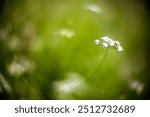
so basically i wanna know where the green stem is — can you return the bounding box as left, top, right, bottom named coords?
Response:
left=87, top=47, right=109, bottom=80
left=77, top=48, right=109, bottom=89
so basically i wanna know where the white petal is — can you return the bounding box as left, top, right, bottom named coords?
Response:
left=115, top=41, right=120, bottom=45
left=101, top=36, right=110, bottom=40
left=94, top=39, right=100, bottom=45
left=109, top=39, right=115, bottom=46
left=117, top=46, right=123, bottom=51
left=101, top=42, right=108, bottom=48
left=101, top=36, right=110, bottom=42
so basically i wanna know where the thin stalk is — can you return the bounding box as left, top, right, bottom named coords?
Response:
left=77, top=48, right=109, bottom=90
left=87, top=47, right=109, bottom=80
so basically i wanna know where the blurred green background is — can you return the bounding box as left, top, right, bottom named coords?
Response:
left=0, top=0, right=150, bottom=99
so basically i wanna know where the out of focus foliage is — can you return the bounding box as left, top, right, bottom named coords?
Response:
left=0, top=0, right=150, bottom=99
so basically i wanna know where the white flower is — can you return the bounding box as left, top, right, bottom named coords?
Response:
left=101, top=36, right=110, bottom=42
left=109, top=39, right=115, bottom=46
left=128, top=80, right=144, bottom=94
left=101, top=42, right=108, bottom=48
left=115, top=41, right=120, bottom=46
left=94, top=36, right=123, bottom=52
left=101, top=36, right=115, bottom=47
left=59, top=29, right=74, bottom=38
left=7, top=57, right=34, bottom=77
left=116, top=46, right=123, bottom=51
left=94, top=39, right=100, bottom=45
left=8, top=62, right=25, bottom=76
left=83, top=4, right=101, bottom=13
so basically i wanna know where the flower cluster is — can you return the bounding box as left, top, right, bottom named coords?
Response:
left=94, top=36, right=123, bottom=51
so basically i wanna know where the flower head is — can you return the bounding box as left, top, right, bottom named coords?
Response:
left=94, top=36, right=123, bottom=52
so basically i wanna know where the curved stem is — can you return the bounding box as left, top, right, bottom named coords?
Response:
left=77, top=48, right=109, bottom=89
left=87, top=47, right=109, bottom=81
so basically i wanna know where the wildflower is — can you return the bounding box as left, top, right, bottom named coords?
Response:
left=115, top=41, right=120, bottom=45
left=101, top=42, right=108, bottom=48
left=128, top=80, right=144, bottom=95
left=83, top=4, right=101, bottom=13
left=101, top=36, right=110, bottom=42
left=116, top=45, right=123, bottom=51
left=59, top=29, right=74, bottom=38
left=94, top=39, right=100, bottom=45
left=94, top=36, right=123, bottom=52
left=7, top=56, right=34, bottom=77
left=8, top=62, right=26, bottom=76
left=109, top=39, right=115, bottom=46
left=90, top=36, right=123, bottom=80
left=53, top=72, right=88, bottom=99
